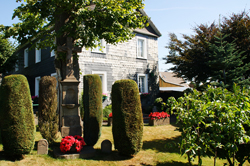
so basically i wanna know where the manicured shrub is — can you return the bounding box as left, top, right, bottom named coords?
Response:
left=112, top=79, right=143, bottom=156
left=79, top=91, right=84, bottom=120
left=0, top=74, right=35, bottom=156
left=83, top=74, right=103, bottom=146
left=38, top=76, right=58, bottom=145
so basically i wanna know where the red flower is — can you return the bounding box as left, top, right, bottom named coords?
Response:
left=149, top=112, right=170, bottom=120
left=109, top=112, right=112, bottom=118
left=60, top=135, right=86, bottom=153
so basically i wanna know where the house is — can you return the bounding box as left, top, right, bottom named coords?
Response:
left=159, top=72, right=190, bottom=100
left=11, top=9, right=161, bottom=109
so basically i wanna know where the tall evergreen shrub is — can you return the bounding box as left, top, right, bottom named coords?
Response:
left=83, top=74, right=102, bottom=146
left=112, top=79, right=143, bottom=156
left=38, top=76, right=58, bottom=145
left=0, top=74, right=35, bottom=156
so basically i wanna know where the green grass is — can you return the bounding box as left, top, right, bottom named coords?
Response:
left=0, top=124, right=249, bottom=166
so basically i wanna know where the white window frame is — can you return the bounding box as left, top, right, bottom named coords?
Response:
left=92, top=39, right=106, bottom=53
left=24, top=48, right=29, bottom=68
left=35, top=76, right=41, bottom=96
left=137, top=37, right=147, bottom=59
left=35, top=41, right=41, bottom=63
left=51, top=39, right=56, bottom=57
left=137, top=73, right=148, bottom=93
left=92, top=71, right=107, bottom=93
left=15, top=59, right=19, bottom=72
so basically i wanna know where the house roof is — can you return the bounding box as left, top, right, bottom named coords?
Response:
left=134, top=9, right=162, bottom=38
left=159, top=72, right=189, bottom=87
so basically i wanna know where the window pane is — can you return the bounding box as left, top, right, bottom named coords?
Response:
left=138, top=39, right=144, bottom=57
left=139, top=76, right=145, bottom=93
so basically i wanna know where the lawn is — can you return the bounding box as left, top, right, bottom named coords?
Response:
left=0, top=124, right=249, bottom=166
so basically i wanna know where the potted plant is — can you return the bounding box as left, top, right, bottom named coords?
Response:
left=108, top=112, right=112, bottom=126
left=148, top=112, right=170, bottom=126
left=102, top=93, right=108, bottom=101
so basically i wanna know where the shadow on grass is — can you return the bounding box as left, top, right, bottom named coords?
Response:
left=142, top=136, right=181, bottom=153
left=155, top=161, right=194, bottom=166
left=84, top=149, right=134, bottom=161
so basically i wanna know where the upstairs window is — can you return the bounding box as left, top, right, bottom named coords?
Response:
left=24, top=48, right=29, bottom=68
left=137, top=37, right=147, bottom=59
left=35, top=41, right=41, bottom=63
left=92, top=39, right=106, bottom=53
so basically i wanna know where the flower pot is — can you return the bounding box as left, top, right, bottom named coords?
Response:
left=108, top=117, right=112, bottom=126
left=149, top=117, right=170, bottom=126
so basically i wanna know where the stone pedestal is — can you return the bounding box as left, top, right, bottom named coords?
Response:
left=60, top=78, right=82, bottom=137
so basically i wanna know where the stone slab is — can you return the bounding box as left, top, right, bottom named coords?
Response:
left=37, top=139, right=48, bottom=155
left=61, top=126, right=82, bottom=138
left=101, top=140, right=112, bottom=154
left=53, top=146, right=96, bottom=159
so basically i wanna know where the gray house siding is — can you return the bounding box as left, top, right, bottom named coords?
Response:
left=12, top=45, right=56, bottom=96
left=78, top=33, right=159, bottom=109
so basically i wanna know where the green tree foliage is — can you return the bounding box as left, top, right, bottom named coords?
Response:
left=83, top=74, right=102, bottom=146
left=167, top=85, right=250, bottom=166
left=112, top=79, right=143, bottom=156
left=38, top=76, right=58, bottom=145
left=0, top=74, right=35, bottom=157
left=206, top=31, right=250, bottom=89
left=1, top=0, right=147, bottom=51
left=0, top=34, right=16, bottom=74
left=165, top=12, right=250, bottom=89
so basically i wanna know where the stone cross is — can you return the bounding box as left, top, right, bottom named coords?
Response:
left=37, top=139, right=48, bottom=155
left=57, top=37, right=83, bottom=137
left=57, top=37, right=82, bottom=80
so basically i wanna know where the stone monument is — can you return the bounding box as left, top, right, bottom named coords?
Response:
left=37, top=139, right=48, bottom=155
left=57, top=37, right=82, bottom=137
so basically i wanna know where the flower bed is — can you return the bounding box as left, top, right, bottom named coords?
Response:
left=60, top=135, right=86, bottom=153
left=149, top=112, right=170, bottom=126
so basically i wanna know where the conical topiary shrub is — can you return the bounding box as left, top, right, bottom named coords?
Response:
left=112, top=79, right=143, bottom=156
left=38, top=76, right=58, bottom=145
left=83, top=74, right=103, bottom=146
left=0, top=74, right=35, bottom=157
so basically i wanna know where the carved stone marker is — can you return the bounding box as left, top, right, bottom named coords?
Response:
left=37, top=139, right=48, bottom=155
left=58, top=37, right=83, bottom=137
left=101, top=140, right=112, bottom=154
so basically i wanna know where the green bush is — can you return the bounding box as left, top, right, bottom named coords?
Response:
left=103, top=105, right=112, bottom=119
left=38, top=76, right=58, bottom=145
left=112, top=79, right=143, bottom=156
left=79, top=91, right=84, bottom=120
left=167, top=85, right=250, bottom=166
left=83, top=74, right=103, bottom=146
left=0, top=74, right=35, bottom=156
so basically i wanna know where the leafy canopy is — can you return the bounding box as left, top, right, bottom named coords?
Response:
left=1, top=0, right=147, bottom=50
left=0, top=34, right=16, bottom=74
left=165, top=12, right=250, bottom=89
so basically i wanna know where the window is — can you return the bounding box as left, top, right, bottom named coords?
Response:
left=137, top=37, right=147, bottom=59
left=51, top=49, right=55, bottom=57
left=51, top=39, right=56, bottom=57
left=92, top=71, right=107, bottom=93
left=137, top=74, right=148, bottom=93
left=35, top=76, right=41, bottom=96
left=35, top=41, right=41, bottom=63
left=92, top=39, right=106, bottom=53
left=24, top=48, right=29, bottom=68
left=15, top=59, right=19, bottom=72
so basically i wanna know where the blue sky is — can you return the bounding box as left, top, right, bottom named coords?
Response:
left=1, top=1, right=250, bottom=71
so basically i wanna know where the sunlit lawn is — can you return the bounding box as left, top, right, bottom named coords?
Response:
left=0, top=123, right=249, bottom=166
